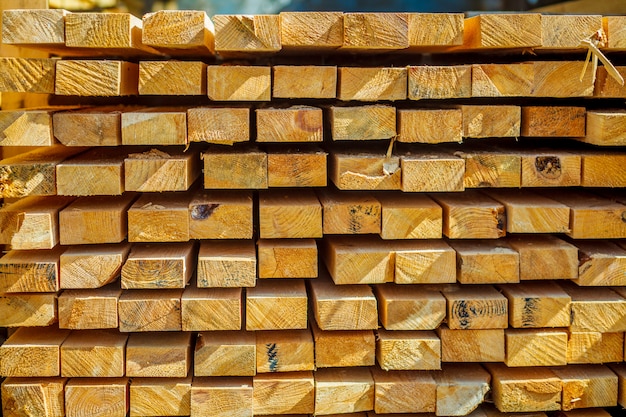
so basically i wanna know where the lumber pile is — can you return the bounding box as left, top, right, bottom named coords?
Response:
left=2, top=7, right=626, bottom=417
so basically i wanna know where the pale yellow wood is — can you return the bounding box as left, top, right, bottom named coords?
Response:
left=0, top=292, right=56, bottom=327
left=121, top=108, right=187, bottom=145
left=563, top=284, right=626, bottom=332
left=456, top=149, right=521, bottom=188
left=256, top=329, right=314, bottom=373
left=142, top=10, right=214, bottom=54
left=2, top=9, right=66, bottom=45
left=125, top=148, right=199, bottom=192
left=400, top=152, right=465, bottom=192
left=505, top=328, right=568, bottom=367
left=581, top=110, right=626, bottom=146
left=0, top=57, right=56, bottom=93
left=258, top=239, right=317, bottom=279
left=55, top=60, right=138, bottom=96
left=189, top=190, right=252, bottom=239
left=575, top=240, right=626, bottom=286
left=374, top=284, right=445, bottom=330
left=118, top=289, right=183, bottom=332
left=213, top=14, right=281, bottom=55
left=438, top=326, right=505, bottom=362
left=207, top=66, right=271, bottom=101
left=256, top=106, right=323, bottom=142
left=520, top=151, right=581, bottom=187
left=604, top=15, right=626, bottom=49
left=280, top=12, right=343, bottom=50
left=610, top=363, right=626, bottom=408
left=408, top=65, right=471, bottom=99
left=59, top=243, right=130, bottom=289
left=463, top=14, right=542, bottom=48
left=434, top=363, right=491, bottom=416
left=202, top=145, right=268, bottom=189
left=258, top=190, right=322, bottom=239
left=191, top=377, right=253, bottom=417
left=0, top=326, right=70, bottom=377
left=130, top=377, right=192, bottom=417
left=60, top=329, right=127, bottom=377
left=372, top=368, right=436, bottom=413
left=498, top=281, right=571, bottom=328
left=408, top=13, right=463, bottom=47
left=462, top=105, right=521, bottom=138
left=187, top=107, right=250, bottom=144
left=553, top=365, right=618, bottom=411
left=65, top=377, right=128, bottom=417
left=540, top=14, right=602, bottom=48
left=56, top=147, right=128, bottom=195
left=121, top=241, right=195, bottom=289
left=181, top=286, right=241, bottom=331
left=532, top=61, right=594, bottom=97
left=267, top=148, right=327, bottom=187
left=432, top=191, right=506, bottom=239
left=443, top=285, right=508, bottom=329
left=0, top=246, right=64, bottom=293
left=376, top=329, right=440, bottom=371
left=253, top=371, right=314, bottom=415
left=471, top=63, right=533, bottom=97
left=312, top=321, right=375, bottom=368
left=126, top=332, right=191, bottom=378
left=397, top=108, right=462, bottom=144
left=127, top=191, right=190, bottom=242
left=318, top=189, right=380, bottom=235
left=0, top=108, right=61, bottom=147
left=194, top=331, right=256, bottom=376
left=52, top=106, right=127, bottom=147
left=315, top=367, right=374, bottom=415
left=378, top=194, right=442, bottom=240
left=139, top=61, right=206, bottom=95
left=521, top=106, right=586, bottom=137
left=342, top=13, right=408, bottom=51
left=197, top=240, right=256, bottom=288
left=57, top=285, right=121, bottom=329
left=581, top=151, right=626, bottom=187
left=508, top=235, right=578, bottom=280
left=1, top=377, right=66, bottom=417
left=568, top=331, right=623, bottom=364
left=273, top=66, right=337, bottom=98
left=449, top=240, right=519, bottom=284
left=338, top=67, right=406, bottom=101
left=329, top=150, right=401, bottom=190
left=393, top=240, right=456, bottom=284
left=330, top=105, right=396, bottom=141
left=323, top=236, right=394, bottom=285
left=246, top=279, right=308, bottom=330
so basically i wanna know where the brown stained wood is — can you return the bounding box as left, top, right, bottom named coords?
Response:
left=329, top=150, right=401, bottom=190
left=431, top=191, right=506, bottom=239
left=256, top=106, right=323, bottom=143
left=253, top=371, right=314, bottom=415
left=59, top=243, right=130, bottom=289
left=505, top=328, right=568, bottom=367
left=0, top=292, right=56, bottom=328
left=374, top=284, right=446, bottom=330
left=273, top=65, right=337, bottom=98
left=443, top=285, right=508, bottom=329
left=376, top=329, right=441, bottom=371
left=540, top=14, right=602, bottom=48
left=202, top=146, right=267, bottom=189
left=130, top=377, right=192, bottom=417
left=342, top=13, right=408, bottom=51
left=2, top=9, right=66, bottom=45
left=581, top=110, right=626, bottom=146
left=532, top=61, right=594, bottom=97
left=189, top=190, right=253, bottom=239
left=463, top=13, right=542, bottom=49
left=207, top=65, right=271, bottom=101
left=121, top=241, right=195, bottom=289
left=434, top=365, right=491, bottom=416
left=213, top=14, right=281, bottom=55
left=323, top=236, right=394, bottom=285
left=126, top=331, right=192, bottom=377
left=258, top=190, right=322, bottom=239
left=455, top=149, right=521, bottom=188
left=462, top=105, right=521, bottom=138
left=521, top=106, right=586, bottom=137
left=568, top=331, right=624, bottom=364
left=55, top=60, right=139, bottom=96
left=338, top=67, right=407, bottom=101
left=330, top=105, right=396, bottom=140
left=0, top=57, right=56, bottom=93
left=118, top=289, right=183, bottom=332
left=64, top=378, right=128, bottom=417
left=197, top=240, right=256, bottom=288
left=520, top=150, right=581, bottom=187
left=471, top=63, right=534, bottom=97
left=0, top=195, right=74, bottom=249
left=125, top=147, right=199, bottom=192
left=53, top=106, right=127, bottom=147
left=258, top=239, right=317, bottom=279
left=393, top=240, right=456, bottom=284
left=256, top=329, right=314, bottom=373
left=267, top=148, right=327, bottom=188
left=581, top=151, right=626, bottom=187
left=397, top=108, right=462, bottom=144
left=309, top=275, right=378, bottom=330
left=314, top=367, right=374, bottom=415
left=57, top=285, right=121, bottom=329
left=553, top=365, right=618, bottom=411
left=246, top=279, right=308, bottom=330
left=139, top=61, right=207, bottom=95
left=408, top=13, right=464, bottom=47
left=121, top=108, right=187, bottom=145
left=60, top=330, right=127, bottom=377
left=449, top=240, right=519, bottom=284
left=0, top=247, right=64, bottom=293
left=191, top=377, right=252, bottom=417
left=59, top=194, right=136, bottom=245
left=127, top=192, right=191, bottom=242
left=0, top=145, right=86, bottom=198
left=372, top=368, right=436, bottom=413
left=562, top=283, right=626, bottom=332
left=312, top=321, right=375, bottom=368
left=187, top=107, right=249, bottom=144
left=142, top=9, right=215, bottom=54
left=280, top=11, right=342, bottom=50
left=485, top=363, right=561, bottom=412
left=0, top=108, right=59, bottom=147
left=407, top=65, right=471, bottom=99
left=378, top=193, right=442, bottom=240
left=594, top=67, right=626, bottom=98
left=181, top=286, right=241, bottom=331
left=318, top=189, right=381, bottom=235
left=575, top=240, right=626, bottom=286
left=195, top=331, right=256, bottom=376
left=0, top=326, right=70, bottom=377
left=498, top=282, right=571, bottom=328
left=507, top=235, right=578, bottom=280
left=1, top=377, right=67, bottom=417
left=56, top=147, right=129, bottom=195
left=400, top=152, right=465, bottom=192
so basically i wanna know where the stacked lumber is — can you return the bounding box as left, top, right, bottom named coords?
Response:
left=2, top=7, right=626, bottom=417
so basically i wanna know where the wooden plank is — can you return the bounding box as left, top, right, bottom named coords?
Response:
left=483, top=189, right=570, bottom=233
left=520, top=150, right=581, bottom=187
left=552, top=365, right=618, bottom=411
left=443, top=285, right=508, bottom=329
left=213, top=14, right=280, bottom=56
left=56, top=147, right=128, bottom=195
left=0, top=292, right=56, bottom=327
left=498, top=281, right=571, bottom=328
left=314, top=367, right=374, bottom=415
left=318, top=189, right=380, bottom=235
left=330, top=105, right=396, bottom=141
left=455, top=149, right=521, bottom=188
left=127, top=191, right=191, bottom=242
left=372, top=368, right=436, bottom=413
left=256, top=329, right=314, bottom=373
left=568, top=331, right=624, bottom=364
left=0, top=326, right=70, bottom=377
left=438, top=325, right=505, bottom=362
left=581, top=150, right=626, bottom=187
left=258, top=190, right=322, bottom=239
left=374, top=284, right=445, bottom=330
left=0, top=108, right=61, bottom=147
left=506, top=235, right=577, bottom=280
left=195, top=331, right=256, bottom=376
left=130, top=377, right=191, bottom=417
left=57, top=285, right=121, bottom=329
left=121, top=108, right=187, bottom=146
left=139, top=61, right=206, bottom=95
left=0, top=145, right=86, bottom=198
left=279, top=12, right=343, bottom=50
left=313, top=325, right=374, bottom=369
left=604, top=15, right=626, bottom=49
left=0, top=195, right=74, bottom=249
left=400, top=152, right=465, bottom=192
left=256, top=106, right=323, bottom=143
left=0, top=247, right=64, bottom=293
left=338, top=67, right=406, bottom=101
left=253, top=371, right=314, bottom=415
left=207, top=65, right=271, bottom=101
left=462, top=13, right=542, bottom=49
left=504, top=328, right=568, bottom=367
left=562, top=283, right=626, bottom=332
left=394, top=240, right=456, bottom=284
left=521, top=106, right=586, bottom=137
left=191, top=377, right=253, bottom=417
left=245, top=279, right=308, bottom=330
left=59, top=243, right=130, bottom=289
left=273, top=65, right=337, bottom=99
left=0, top=57, right=56, bottom=93
left=323, top=236, right=394, bottom=285
left=2, top=9, right=66, bottom=46
left=125, top=147, right=199, bottom=192
left=574, top=240, right=626, bottom=286
left=532, top=61, right=594, bottom=97
left=309, top=275, right=377, bottom=330
left=431, top=191, right=506, bottom=239
left=397, top=108, right=462, bottom=144
left=1, top=377, right=67, bottom=417
left=53, top=106, right=126, bottom=147
left=202, top=145, right=267, bottom=189
left=187, top=106, right=249, bottom=144
left=118, top=289, right=183, bottom=332
left=189, top=190, right=253, bottom=239
left=408, top=13, right=464, bottom=48
left=65, top=378, right=128, bottom=417
left=471, top=63, right=533, bottom=97
left=378, top=193, right=442, bottom=240
left=197, top=240, right=256, bottom=288
left=121, top=241, right=195, bottom=289
left=59, top=194, right=136, bottom=245
left=329, top=150, right=401, bottom=190
left=611, top=363, right=626, bottom=408
left=342, top=13, right=408, bottom=51
left=60, top=329, right=127, bottom=377
left=55, top=60, right=139, bottom=96
left=594, top=66, right=626, bottom=98
left=579, top=110, right=626, bottom=146
left=433, top=363, right=491, bottom=417
left=462, top=105, right=521, bottom=138
left=540, top=14, right=602, bottom=48
left=142, top=9, right=215, bottom=55
left=376, top=329, right=440, bottom=370
left=126, top=331, right=192, bottom=377
left=181, top=286, right=241, bottom=331
left=407, top=65, right=471, bottom=99
left=267, top=148, right=327, bottom=187
left=258, top=239, right=317, bottom=279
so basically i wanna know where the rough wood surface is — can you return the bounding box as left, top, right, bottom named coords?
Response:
left=0, top=246, right=64, bottom=293
left=126, top=331, right=192, bottom=377
left=124, top=147, right=199, bottom=192
left=521, top=106, right=586, bottom=137
left=581, top=150, right=626, bottom=187
left=253, top=371, right=314, bottom=415
left=258, top=239, right=317, bottom=279
left=57, top=285, right=121, bottom=329
left=393, top=240, right=456, bottom=284
left=456, top=149, right=521, bottom=188
left=207, top=65, right=271, bottom=101
left=191, top=376, right=252, bottom=417
left=121, top=108, right=187, bottom=146
left=505, top=328, right=568, bottom=367
left=472, top=63, right=533, bottom=97
left=53, top=106, right=127, bottom=147
left=507, top=235, right=578, bottom=280
left=121, top=241, right=195, bottom=289
left=378, top=193, right=442, bottom=239
left=374, top=284, right=446, bottom=330
left=255, top=329, right=314, bottom=373
left=338, top=67, right=407, bottom=101
left=408, top=13, right=464, bottom=47
left=376, top=329, right=441, bottom=370
left=189, top=190, right=253, bottom=239
left=258, top=190, right=322, bottom=239
left=196, top=240, right=256, bottom=288
left=314, top=367, right=374, bottom=415
left=397, top=108, right=462, bottom=144
left=272, top=65, right=337, bottom=98
left=330, top=105, right=396, bottom=141
left=575, top=240, right=626, bottom=286
left=342, top=13, right=408, bottom=51
left=0, top=292, right=56, bottom=328
left=187, top=106, right=249, bottom=144
left=64, top=377, right=128, bottom=417
left=329, top=150, right=401, bottom=190
left=532, top=61, right=594, bottom=97
left=213, top=14, right=281, bottom=55
left=581, top=110, right=626, bottom=146
left=142, top=9, right=214, bottom=54
left=59, top=243, right=130, bottom=289
left=438, top=326, right=505, bottom=362
left=323, top=236, right=394, bottom=284
left=0, top=108, right=60, bottom=147
left=202, top=146, right=268, bottom=189
left=372, top=368, right=436, bottom=413
left=118, top=289, right=183, bottom=332
left=181, top=286, right=241, bottom=331
left=312, top=322, right=375, bottom=368
left=462, top=105, right=521, bottom=138
left=520, top=150, right=581, bottom=187
left=443, top=285, right=508, bottom=329
left=267, top=148, right=327, bottom=187
left=400, top=152, right=465, bottom=192
left=540, top=14, right=602, bottom=48
left=563, top=284, right=626, bottom=332
left=449, top=240, right=519, bottom=284
left=60, top=329, right=127, bottom=377
left=0, top=326, right=70, bottom=377
left=139, top=61, right=207, bottom=95
left=1, top=377, right=67, bottom=417
left=127, top=191, right=191, bottom=242
left=318, top=189, right=381, bottom=235
left=130, top=377, right=192, bottom=417
left=408, top=65, right=471, bottom=99
left=568, top=331, right=623, bottom=364
left=56, top=147, right=128, bottom=195
left=463, top=13, right=542, bottom=49
left=0, top=57, right=56, bottom=93
left=2, top=9, right=66, bottom=45
left=245, top=279, right=308, bottom=330
left=256, top=106, right=323, bottom=142
left=55, top=60, right=138, bottom=96
left=280, top=12, right=343, bottom=50
left=194, top=331, right=255, bottom=376
left=434, top=363, right=491, bottom=416
left=432, top=191, right=506, bottom=239
left=498, top=281, right=571, bottom=328
left=552, top=365, right=618, bottom=411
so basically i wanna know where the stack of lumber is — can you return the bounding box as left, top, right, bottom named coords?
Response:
left=2, top=8, right=626, bottom=417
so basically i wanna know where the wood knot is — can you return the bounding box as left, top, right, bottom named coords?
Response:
left=535, top=156, right=561, bottom=178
